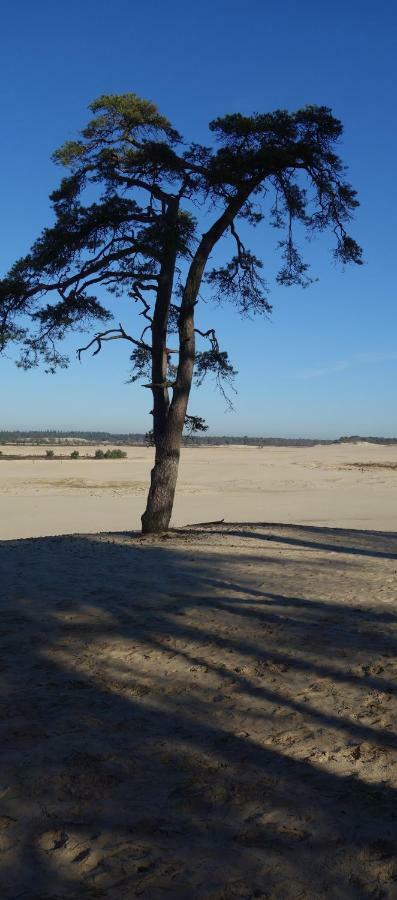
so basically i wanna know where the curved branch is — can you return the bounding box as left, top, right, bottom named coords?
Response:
left=30, top=246, right=139, bottom=298
left=194, top=327, right=219, bottom=352
left=77, top=324, right=151, bottom=360
left=230, top=221, right=246, bottom=262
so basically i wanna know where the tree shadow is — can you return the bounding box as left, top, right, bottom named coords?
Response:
left=1, top=523, right=397, bottom=898
left=182, top=522, right=397, bottom=560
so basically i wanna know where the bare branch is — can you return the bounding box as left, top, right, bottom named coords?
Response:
left=194, top=327, right=219, bottom=352
left=132, top=288, right=153, bottom=321
left=142, top=380, right=175, bottom=388
left=230, top=221, right=246, bottom=262
left=77, top=324, right=151, bottom=361
left=121, top=176, right=175, bottom=204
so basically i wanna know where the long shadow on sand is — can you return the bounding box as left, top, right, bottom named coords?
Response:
left=1, top=523, right=397, bottom=898
left=184, top=522, right=397, bottom=561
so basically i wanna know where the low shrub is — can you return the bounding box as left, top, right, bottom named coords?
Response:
left=70, top=450, right=79, bottom=459
left=94, top=448, right=127, bottom=459
left=104, top=449, right=127, bottom=459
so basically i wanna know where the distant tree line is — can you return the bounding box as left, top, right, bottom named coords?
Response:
left=0, top=430, right=145, bottom=444
left=1, top=431, right=396, bottom=447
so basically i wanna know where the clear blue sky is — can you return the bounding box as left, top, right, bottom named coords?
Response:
left=1, top=0, right=396, bottom=437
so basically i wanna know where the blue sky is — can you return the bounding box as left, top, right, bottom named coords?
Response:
left=1, top=0, right=396, bottom=437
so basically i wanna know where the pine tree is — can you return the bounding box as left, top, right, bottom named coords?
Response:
left=0, top=95, right=362, bottom=531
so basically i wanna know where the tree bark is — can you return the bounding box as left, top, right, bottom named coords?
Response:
left=150, top=200, right=179, bottom=443
left=141, top=436, right=182, bottom=533
left=141, top=199, right=179, bottom=533
left=141, top=185, right=254, bottom=533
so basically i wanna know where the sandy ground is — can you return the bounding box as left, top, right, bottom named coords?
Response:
left=1, top=442, right=397, bottom=539
left=1, top=446, right=397, bottom=897
left=1, top=523, right=397, bottom=897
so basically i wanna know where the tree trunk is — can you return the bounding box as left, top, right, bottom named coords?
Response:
left=141, top=440, right=180, bottom=533
left=141, top=344, right=193, bottom=533
left=141, top=200, right=180, bottom=533
left=141, top=357, right=190, bottom=533
left=141, top=185, right=253, bottom=533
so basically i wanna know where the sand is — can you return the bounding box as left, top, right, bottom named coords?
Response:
left=1, top=442, right=397, bottom=539
left=1, top=446, right=397, bottom=897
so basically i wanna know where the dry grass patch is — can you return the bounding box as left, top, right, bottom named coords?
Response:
left=34, top=479, right=147, bottom=492
left=345, top=462, right=397, bottom=471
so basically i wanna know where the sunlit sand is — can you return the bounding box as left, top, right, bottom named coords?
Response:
left=1, top=442, right=397, bottom=539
